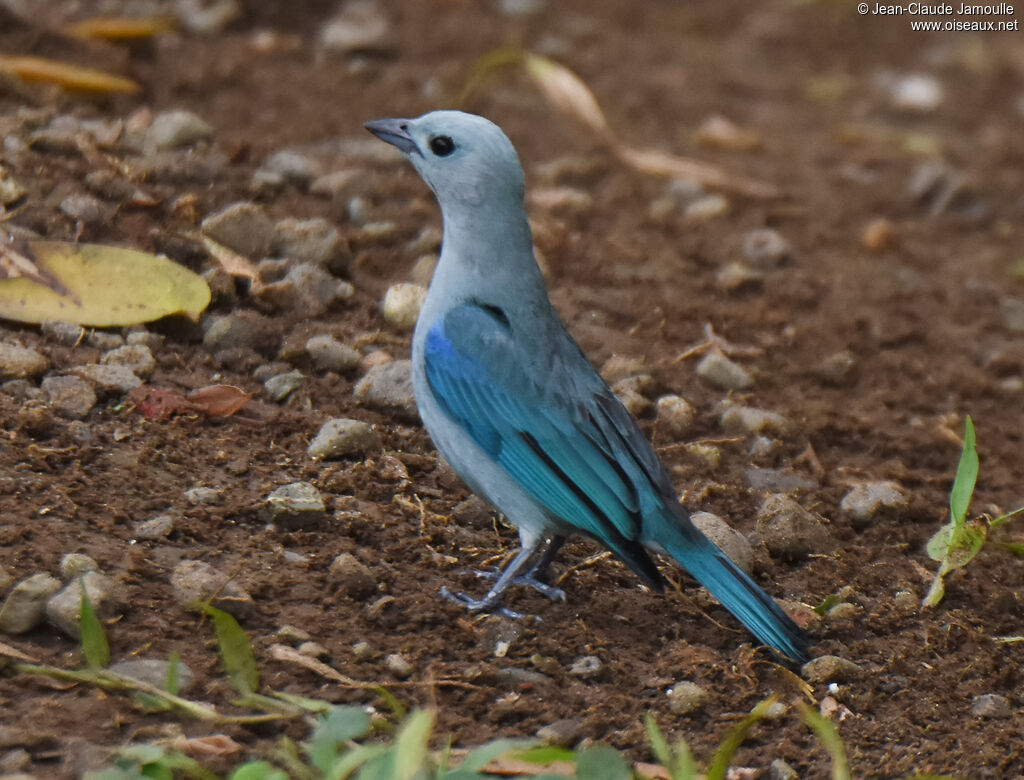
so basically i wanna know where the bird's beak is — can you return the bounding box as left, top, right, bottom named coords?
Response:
left=364, top=118, right=419, bottom=155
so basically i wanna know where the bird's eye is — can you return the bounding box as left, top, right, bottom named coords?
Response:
left=429, top=135, right=455, bottom=157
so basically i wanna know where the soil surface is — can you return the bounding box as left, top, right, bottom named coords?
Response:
left=1, top=1, right=1023, bottom=777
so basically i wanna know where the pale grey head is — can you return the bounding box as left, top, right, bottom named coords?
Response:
left=365, top=110, right=526, bottom=213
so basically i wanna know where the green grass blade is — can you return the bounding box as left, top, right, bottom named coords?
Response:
left=199, top=603, right=259, bottom=696
left=800, top=705, right=851, bottom=780
left=165, top=650, right=180, bottom=695
left=706, top=697, right=776, bottom=780
left=456, top=738, right=536, bottom=773
left=644, top=713, right=671, bottom=768
left=311, top=707, right=374, bottom=773
left=391, top=709, right=434, bottom=780
left=949, top=416, right=978, bottom=526
left=79, top=578, right=110, bottom=669
left=575, top=744, right=632, bottom=780
left=230, top=761, right=289, bottom=780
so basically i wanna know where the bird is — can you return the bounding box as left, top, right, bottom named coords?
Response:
left=365, top=110, right=810, bottom=663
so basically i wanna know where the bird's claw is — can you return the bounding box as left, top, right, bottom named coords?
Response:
left=438, top=586, right=526, bottom=619
left=464, top=568, right=567, bottom=603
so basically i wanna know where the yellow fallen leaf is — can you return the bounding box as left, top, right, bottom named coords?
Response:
left=0, top=241, right=210, bottom=326
left=0, top=55, right=140, bottom=94
left=522, top=53, right=613, bottom=142
left=64, top=16, right=177, bottom=41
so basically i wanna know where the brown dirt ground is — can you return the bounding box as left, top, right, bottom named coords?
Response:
left=2, top=1, right=1023, bottom=777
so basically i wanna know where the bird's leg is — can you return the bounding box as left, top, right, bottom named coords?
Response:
left=439, top=538, right=550, bottom=619
left=470, top=535, right=567, bottom=602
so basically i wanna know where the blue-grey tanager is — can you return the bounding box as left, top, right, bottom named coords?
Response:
left=365, top=111, right=809, bottom=663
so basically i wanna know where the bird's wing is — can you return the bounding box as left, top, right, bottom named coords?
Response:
left=424, top=303, right=665, bottom=586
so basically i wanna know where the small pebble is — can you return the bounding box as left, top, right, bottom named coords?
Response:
left=685, top=194, right=729, bottom=220
left=261, top=482, right=327, bottom=530
left=529, top=186, right=592, bottom=215
left=274, top=625, right=313, bottom=645
left=384, top=652, right=413, bottom=679
left=536, top=719, right=583, bottom=747
left=744, top=467, right=818, bottom=493
left=748, top=436, right=780, bottom=460
left=694, top=115, right=761, bottom=151
left=354, top=360, right=416, bottom=416
left=716, top=261, right=764, bottom=292
left=274, top=217, right=350, bottom=274
left=720, top=405, right=792, bottom=437
left=381, top=283, right=427, bottom=331
left=73, top=364, right=143, bottom=394
left=101, top=344, right=156, bottom=379
left=265, top=370, right=305, bottom=402
left=170, top=560, right=254, bottom=618
left=568, top=655, right=602, bottom=678
left=59, top=194, right=106, bottom=223
left=46, top=571, right=127, bottom=639
left=824, top=602, right=861, bottom=623
left=667, top=681, right=708, bottom=715
left=1001, top=297, right=1024, bottom=333
left=41, top=376, right=96, bottom=419
left=656, top=395, right=695, bottom=438
left=109, top=658, right=195, bottom=693
left=816, top=350, right=858, bottom=386
left=0, top=566, right=12, bottom=595
left=863, top=218, right=897, bottom=251
left=308, top=418, right=382, bottom=460
left=0, top=573, right=61, bottom=634
left=971, top=693, right=1011, bottom=719
left=87, top=331, right=123, bottom=350
left=691, top=512, right=754, bottom=575
left=770, top=758, right=798, bottom=780
left=696, top=352, right=752, bottom=390
left=328, top=553, right=378, bottom=600
left=185, top=486, right=222, bottom=505
left=802, top=655, right=863, bottom=683
left=40, top=321, right=85, bottom=346
left=133, top=513, right=175, bottom=540
left=742, top=228, right=792, bottom=267
left=351, top=640, right=376, bottom=659
left=882, top=72, right=944, bottom=112
left=599, top=354, right=648, bottom=384
left=840, top=481, right=908, bottom=529
left=310, top=169, right=360, bottom=198
left=201, top=201, right=275, bottom=259
left=1, top=380, right=41, bottom=402
left=410, top=254, right=438, bottom=287
left=306, top=335, right=361, bottom=373
left=892, top=588, right=918, bottom=614
left=59, top=553, right=98, bottom=581
left=298, top=641, right=330, bottom=659
left=321, top=0, right=393, bottom=53
left=256, top=263, right=354, bottom=315
left=145, top=110, right=213, bottom=151
left=262, top=151, right=323, bottom=186
left=756, top=494, right=834, bottom=561
left=0, top=343, right=48, bottom=380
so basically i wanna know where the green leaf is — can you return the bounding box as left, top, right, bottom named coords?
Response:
left=644, top=713, right=671, bottom=768
left=456, top=738, right=536, bottom=773
left=941, top=520, right=987, bottom=571
left=324, top=744, right=388, bottom=780
left=800, top=705, right=851, bottom=780
left=949, top=416, right=978, bottom=526
left=391, top=709, right=434, bottom=780
left=165, top=650, right=181, bottom=695
left=706, top=697, right=776, bottom=780
left=199, top=603, right=259, bottom=696
left=230, top=762, right=289, bottom=780
left=372, top=685, right=407, bottom=721
left=575, top=744, right=631, bottom=780
left=79, top=579, right=110, bottom=669
left=925, top=523, right=953, bottom=562
left=0, top=241, right=210, bottom=326
left=515, top=745, right=577, bottom=764
left=812, top=593, right=840, bottom=616
left=311, top=707, right=373, bottom=773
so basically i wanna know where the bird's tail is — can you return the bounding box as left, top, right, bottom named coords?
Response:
left=647, top=510, right=810, bottom=664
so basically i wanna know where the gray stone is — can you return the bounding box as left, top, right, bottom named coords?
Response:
left=59, top=194, right=106, bottom=223
left=744, top=467, right=817, bottom=493
left=109, top=658, right=195, bottom=693
left=770, top=758, right=798, bottom=780
left=599, top=354, right=648, bottom=384
left=298, top=641, right=330, bottom=659
left=328, top=553, right=378, bottom=600
left=45, top=571, right=127, bottom=639
left=274, top=217, right=350, bottom=273
left=146, top=110, right=213, bottom=151
left=256, top=263, right=354, bottom=315
left=261, top=482, right=327, bottom=530
left=384, top=652, right=413, bottom=679
left=971, top=693, right=1011, bottom=718
left=87, top=331, right=123, bottom=350
left=354, top=360, right=415, bottom=415
left=536, top=719, right=583, bottom=747
left=59, top=553, right=98, bottom=581
left=310, top=169, right=361, bottom=198
left=40, top=320, right=85, bottom=346
left=568, top=655, right=602, bottom=678
left=756, top=494, right=834, bottom=561
left=321, top=0, right=392, bottom=53
left=691, top=512, right=754, bottom=575
left=716, top=261, right=764, bottom=292
left=201, top=201, right=275, bottom=259
left=452, top=495, right=496, bottom=530
left=202, top=311, right=272, bottom=353
left=667, top=681, right=708, bottom=714
left=126, top=330, right=165, bottom=351
left=101, top=344, right=156, bottom=379
left=0, top=343, right=47, bottom=379
left=720, top=405, right=792, bottom=437
left=170, top=560, right=254, bottom=618
left=816, top=349, right=858, bottom=386
left=1001, top=297, right=1024, bottom=333
left=696, top=352, right=752, bottom=390
left=381, top=283, right=427, bottom=331
left=308, top=418, right=381, bottom=460
left=185, top=486, right=222, bottom=505
left=72, top=364, right=142, bottom=394
left=265, top=370, right=305, bottom=401
left=802, top=655, right=863, bottom=683
left=263, top=151, right=323, bottom=186
left=306, top=335, right=361, bottom=373
left=41, top=376, right=96, bottom=419
left=840, top=481, right=908, bottom=528
left=0, top=748, right=30, bottom=773
left=0, top=573, right=61, bottom=634
left=685, top=194, right=729, bottom=220
left=742, top=228, right=792, bottom=267
left=0, top=566, right=12, bottom=595
left=1, top=379, right=42, bottom=401
left=274, top=625, right=313, bottom=645
left=133, top=514, right=175, bottom=540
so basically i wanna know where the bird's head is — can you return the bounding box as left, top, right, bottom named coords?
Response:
left=365, top=110, right=526, bottom=212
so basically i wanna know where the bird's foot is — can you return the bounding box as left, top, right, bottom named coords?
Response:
left=437, top=586, right=526, bottom=619
left=467, top=568, right=566, bottom=602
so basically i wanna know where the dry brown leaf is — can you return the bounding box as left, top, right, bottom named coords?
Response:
left=522, top=53, right=613, bottom=142
left=169, top=734, right=243, bottom=757
left=634, top=762, right=672, bottom=779
left=615, top=145, right=781, bottom=199
left=0, top=55, right=140, bottom=93
left=187, top=385, right=253, bottom=417
left=201, top=235, right=261, bottom=290
left=0, top=640, right=38, bottom=662
left=267, top=643, right=360, bottom=685
left=482, top=757, right=575, bottom=777
left=64, top=16, right=177, bottom=41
